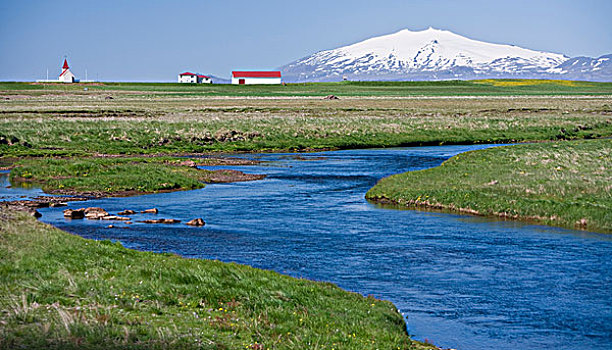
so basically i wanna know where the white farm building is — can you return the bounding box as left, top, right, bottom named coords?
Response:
left=231, top=71, right=281, bottom=85
left=178, top=72, right=212, bottom=84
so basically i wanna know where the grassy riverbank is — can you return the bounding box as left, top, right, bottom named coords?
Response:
left=367, top=139, right=612, bottom=232
left=4, top=84, right=609, bottom=201
left=8, top=157, right=263, bottom=197
left=0, top=211, right=431, bottom=349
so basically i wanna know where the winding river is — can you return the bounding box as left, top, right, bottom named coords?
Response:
left=4, top=145, right=611, bottom=349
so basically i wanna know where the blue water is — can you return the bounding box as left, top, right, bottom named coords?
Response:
left=10, top=145, right=611, bottom=349
left=0, top=169, right=49, bottom=201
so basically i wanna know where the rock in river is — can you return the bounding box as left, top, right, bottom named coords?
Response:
left=118, top=209, right=136, bottom=215
left=84, top=207, right=109, bottom=220
left=141, top=208, right=159, bottom=214
left=49, top=202, right=67, bottom=207
left=101, top=215, right=131, bottom=221
left=63, top=208, right=85, bottom=219
left=186, top=218, right=205, bottom=226
left=139, top=218, right=180, bottom=224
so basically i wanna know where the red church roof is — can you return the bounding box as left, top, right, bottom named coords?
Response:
left=197, top=74, right=209, bottom=78
left=62, top=59, right=69, bottom=69
left=232, top=71, right=281, bottom=78
left=179, top=72, right=196, bottom=76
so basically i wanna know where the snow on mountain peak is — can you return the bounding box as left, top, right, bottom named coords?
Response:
left=280, top=27, right=589, bottom=82
left=321, top=27, right=567, bottom=69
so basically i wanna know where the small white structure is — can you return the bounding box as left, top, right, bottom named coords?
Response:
left=58, top=59, right=76, bottom=83
left=178, top=72, right=212, bottom=84
left=231, top=71, right=281, bottom=85
left=37, top=58, right=94, bottom=83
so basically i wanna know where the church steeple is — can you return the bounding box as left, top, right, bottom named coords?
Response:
left=58, top=58, right=76, bottom=82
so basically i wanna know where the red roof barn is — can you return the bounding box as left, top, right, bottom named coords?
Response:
left=231, top=71, right=281, bottom=85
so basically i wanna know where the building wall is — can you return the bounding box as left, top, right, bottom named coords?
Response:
left=178, top=75, right=197, bottom=83
left=198, top=77, right=212, bottom=84
left=59, top=70, right=76, bottom=83
left=231, top=77, right=281, bottom=85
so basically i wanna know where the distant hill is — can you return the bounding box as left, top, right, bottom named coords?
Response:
left=279, top=28, right=611, bottom=82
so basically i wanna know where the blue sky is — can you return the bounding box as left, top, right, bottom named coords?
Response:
left=1, top=0, right=610, bottom=81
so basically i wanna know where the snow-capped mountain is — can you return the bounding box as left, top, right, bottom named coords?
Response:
left=553, top=54, right=612, bottom=82
left=280, top=28, right=610, bottom=82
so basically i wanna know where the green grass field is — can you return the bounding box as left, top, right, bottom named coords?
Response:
left=2, top=84, right=611, bottom=157
left=366, top=139, right=612, bottom=233
left=2, top=80, right=611, bottom=227
left=1, top=80, right=612, bottom=97
left=0, top=211, right=432, bottom=349
left=1, top=80, right=611, bottom=348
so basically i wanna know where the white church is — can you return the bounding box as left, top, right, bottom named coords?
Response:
left=37, top=58, right=80, bottom=83
left=58, top=59, right=76, bottom=82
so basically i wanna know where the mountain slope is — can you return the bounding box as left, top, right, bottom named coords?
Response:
left=553, top=54, right=612, bottom=82
left=280, top=28, right=610, bottom=82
